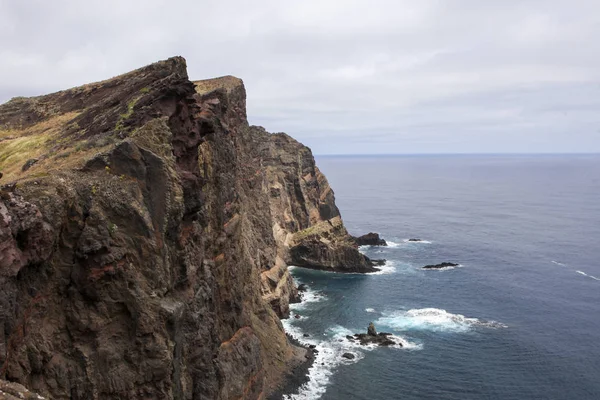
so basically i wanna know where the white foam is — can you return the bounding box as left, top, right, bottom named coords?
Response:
left=365, top=308, right=376, bottom=313
left=368, top=260, right=397, bottom=275
left=291, top=285, right=326, bottom=311
left=386, top=241, right=401, bottom=248
left=376, top=308, right=507, bottom=333
left=551, top=260, right=567, bottom=267
left=576, top=270, right=600, bottom=281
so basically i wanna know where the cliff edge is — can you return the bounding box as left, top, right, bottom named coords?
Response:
left=0, top=57, right=372, bottom=399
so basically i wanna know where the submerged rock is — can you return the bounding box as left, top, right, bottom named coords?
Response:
left=342, top=353, right=355, bottom=360
left=354, top=232, right=387, bottom=246
left=422, top=262, right=460, bottom=269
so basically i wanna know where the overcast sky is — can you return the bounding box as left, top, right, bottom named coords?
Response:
left=1, top=0, right=599, bottom=154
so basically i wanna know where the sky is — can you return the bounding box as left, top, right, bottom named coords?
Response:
left=1, top=0, right=599, bottom=154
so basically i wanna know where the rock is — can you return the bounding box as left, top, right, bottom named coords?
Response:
left=297, top=283, right=308, bottom=292
left=289, top=220, right=379, bottom=273
left=303, top=333, right=310, bottom=337
left=368, top=322, right=377, bottom=336
left=354, top=232, right=387, bottom=246
left=21, top=158, right=39, bottom=172
left=342, top=353, right=355, bottom=360
left=295, top=314, right=301, bottom=319
left=422, top=262, right=460, bottom=269
left=350, top=324, right=401, bottom=347
left=0, top=57, right=343, bottom=400
left=369, top=258, right=386, bottom=266
left=0, top=379, right=46, bottom=399
left=309, top=345, right=316, bottom=349
left=408, top=238, right=422, bottom=242
left=346, top=335, right=355, bottom=341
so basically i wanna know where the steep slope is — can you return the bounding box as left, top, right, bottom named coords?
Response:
left=0, top=57, right=372, bottom=399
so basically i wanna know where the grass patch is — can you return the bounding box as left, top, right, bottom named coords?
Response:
left=115, top=97, right=140, bottom=131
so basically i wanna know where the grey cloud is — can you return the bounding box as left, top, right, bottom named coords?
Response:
left=1, top=0, right=599, bottom=153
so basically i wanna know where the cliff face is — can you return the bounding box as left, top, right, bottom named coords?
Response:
left=0, top=57, right=370, bottom=399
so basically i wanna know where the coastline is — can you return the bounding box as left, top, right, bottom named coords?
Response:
left=267, top=334, right=316, bottom=400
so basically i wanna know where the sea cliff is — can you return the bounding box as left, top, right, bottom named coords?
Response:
left=0, top=57, right=372, bottom=399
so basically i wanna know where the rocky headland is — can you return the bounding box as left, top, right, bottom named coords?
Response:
left=0, top=57, right=380, bottom=399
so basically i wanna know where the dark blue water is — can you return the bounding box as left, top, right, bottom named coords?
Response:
left=283, top=155, right=600, bottom=400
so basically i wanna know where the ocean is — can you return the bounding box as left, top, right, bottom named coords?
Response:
left=282, top=154, right=600, bottom=400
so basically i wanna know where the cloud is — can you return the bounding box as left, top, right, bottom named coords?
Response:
left=1, top=0, right=598, bottom=153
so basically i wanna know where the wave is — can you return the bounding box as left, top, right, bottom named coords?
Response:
left=282, top=322, right=419, bottom=400
left=551, top=260, right=567, bottom=267
left=576, top=270, right=600, bottom=281
left=376, top=308, right=507, bottom=333
left=368, top=260, right=397, bottom=275
left=365, top=308, right=377, bottom=313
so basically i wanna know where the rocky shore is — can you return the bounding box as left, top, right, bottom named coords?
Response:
left=0, top=57, right=387, bottom=399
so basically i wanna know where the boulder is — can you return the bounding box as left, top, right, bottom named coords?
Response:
left=354, top=232, right=387, bottom=246
left=342, top=353, right=355, bottom=360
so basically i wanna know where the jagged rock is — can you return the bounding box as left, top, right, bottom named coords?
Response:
left=351, top=324, right=400, bottom=347
left=289, top=218, right=379, bottom=273
left=369, top=258, right=386, bottom=266
left=0, top=379, right=46, bottom=399
left=422, top=262, right=459, bottom=269
left=342, top=353, right=355, bottom=360
left=368, top=322, right=377, bottom=336
left=354, top=232, right=387, bottom=246
left=297, top=283, right=308, bottom=292
left=0, top=57, right=328, bottom=400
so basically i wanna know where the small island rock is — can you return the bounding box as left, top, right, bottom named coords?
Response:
left=354, top=232, right=387, bottom=246
left=422, top=262, right=459, bottom=270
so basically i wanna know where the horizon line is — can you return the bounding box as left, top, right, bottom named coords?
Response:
left=314, top=152, right=600, bottom=157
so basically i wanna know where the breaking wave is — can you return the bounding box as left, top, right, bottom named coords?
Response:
left=576, top=270, right=600, bottom=281
left=376, top=308, right=507, bottom=333
left=368, top=260, right=397, bottom=275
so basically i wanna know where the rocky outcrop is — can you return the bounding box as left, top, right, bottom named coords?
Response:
left=347, top=324, right=399, bottom=347
left=353, top=232, right=387, bottom=246
left=0, top=379, right=46, bottom=399
left=0, top=57, right=335, bottom=399
left=422, top=262, right=459, bottom=269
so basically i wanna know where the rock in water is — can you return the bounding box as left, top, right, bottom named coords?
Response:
left=342, top=353, right=355, bottom=360
left=368, top=322, right=378, bottom=336
left=354, top=232, right=388, bottom=246
left=422, top=262, right=460, bottom=269
left=351, top=324, right=400, bottom=347
left=408, top=238, right=422, bottom=242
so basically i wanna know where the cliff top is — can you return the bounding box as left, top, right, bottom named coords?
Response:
left=0, top=57, right=246, bottom=183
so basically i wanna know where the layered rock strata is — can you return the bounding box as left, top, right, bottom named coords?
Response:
left=0, top=57, right=372, bottom=399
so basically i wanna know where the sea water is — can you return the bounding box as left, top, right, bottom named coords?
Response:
left=283, top=154, right=600, bottom=400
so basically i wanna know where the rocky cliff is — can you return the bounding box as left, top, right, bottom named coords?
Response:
left=0, top=57, right=372, bottom=399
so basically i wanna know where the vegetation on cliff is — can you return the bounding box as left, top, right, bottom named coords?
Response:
left=0, top=57, right=374, bottom=399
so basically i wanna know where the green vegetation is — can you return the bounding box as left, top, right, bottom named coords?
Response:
left=115, top=97, right=140, bottom=131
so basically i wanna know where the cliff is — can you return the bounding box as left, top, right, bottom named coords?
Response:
left=0, top=57, right=372, bottom=399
